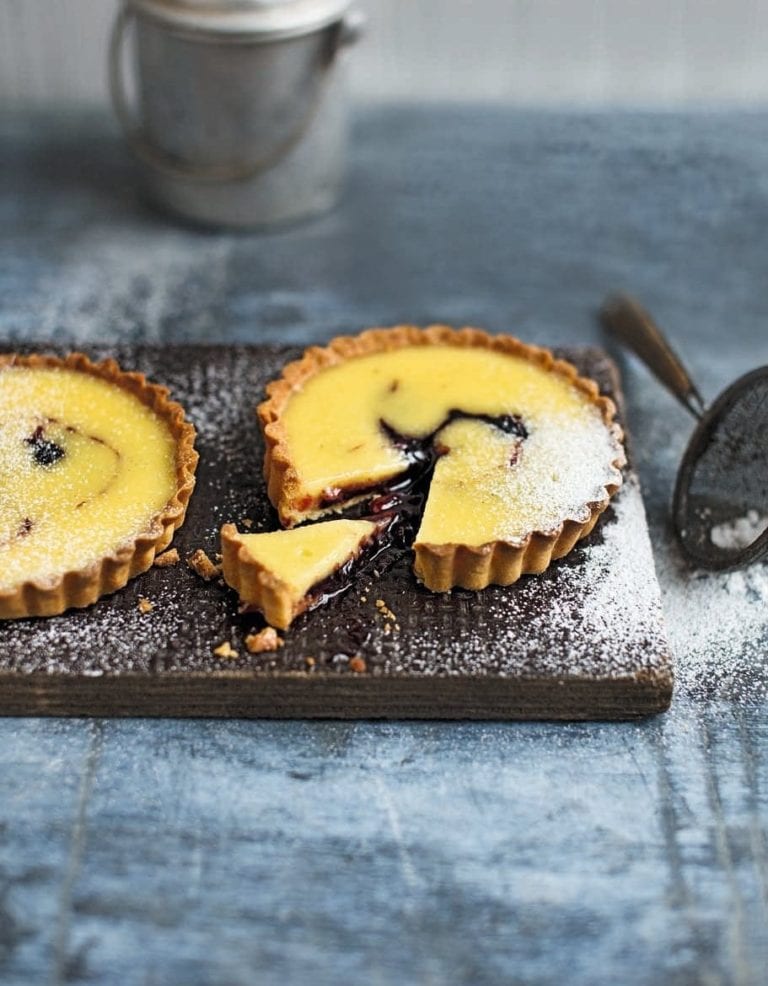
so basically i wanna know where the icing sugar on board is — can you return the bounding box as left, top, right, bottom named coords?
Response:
left=0, top=344, right=672, bottom=719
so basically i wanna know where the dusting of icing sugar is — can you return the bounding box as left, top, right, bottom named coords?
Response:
left=653, top=539, right=768, bottom=702
left=156, top=352, right=260, bottom=449
left=710, top=509, right=767, bottom=550
left=17, top=231, right=231, bottom=345
left=373, top=473, right=668, bottom=679
left=618, top=382, right=768, bottom=705
left=7, top=582, right=190, bottom=675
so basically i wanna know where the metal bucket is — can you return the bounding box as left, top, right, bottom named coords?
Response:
left=109, top=0, right=363, bottom=228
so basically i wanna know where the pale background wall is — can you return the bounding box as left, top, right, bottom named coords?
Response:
left=2, top=0, right=768, bottom=108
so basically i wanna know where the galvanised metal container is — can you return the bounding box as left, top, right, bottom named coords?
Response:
left=109, top=0, right=363, bottom=228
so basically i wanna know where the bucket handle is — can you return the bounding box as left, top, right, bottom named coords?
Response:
left=108, top=5, right=363, bottom=183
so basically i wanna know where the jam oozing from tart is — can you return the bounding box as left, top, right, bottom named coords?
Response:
left=224, top=411, right=531, bottom=626
left=318, top=410, right=528, bottom=512
left=261, top=332, right=625, bottom=593
left=275, top=345, right=620, bottom=541
left=221, top=517, right=394, bottom=630
left=0, top=366, right=178, bottom=591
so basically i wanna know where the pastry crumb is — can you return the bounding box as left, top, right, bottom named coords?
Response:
left=375, top=598, right=397, bottom=621
left=349, top=656, right=367, bottom=673
left=187, top=548, right=221, bottom=581
left=213, top=641, right=238, bottom=659
left=242, top=518, right=253, bottom=529
left=137, top=596, right=154, bottom=614
left=153, top=548, right=180, bottom=568
left=245, top=627, right=284, bottom=654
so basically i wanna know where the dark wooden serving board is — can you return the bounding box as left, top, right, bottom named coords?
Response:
left=0, top=344, right=672, bottom=719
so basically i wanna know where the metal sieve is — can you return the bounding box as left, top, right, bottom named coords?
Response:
left=600, top=294, right=768, bottom=570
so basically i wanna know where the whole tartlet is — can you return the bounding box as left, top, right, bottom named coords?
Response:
left=0, top=352, right=198, bottom=619
left=255, top=325, right=626, bottom=593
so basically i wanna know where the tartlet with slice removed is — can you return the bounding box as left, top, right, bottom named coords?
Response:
left=221, top=518, right=386, bottom=630
left=0, top=352, right=198, bottom=619
left=256, top=326, right=626, bottom=593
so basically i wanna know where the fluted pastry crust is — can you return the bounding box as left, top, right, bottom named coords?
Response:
left=0, top=352, right=198, bottom=619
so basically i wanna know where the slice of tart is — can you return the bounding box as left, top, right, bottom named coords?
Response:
left=412, top=416, right=607, bottom=590
left=0, top=352, right=198, bottom=619
left=258, top=325, right=625, bottom=592
left=221, top=518, right=382, bottom=630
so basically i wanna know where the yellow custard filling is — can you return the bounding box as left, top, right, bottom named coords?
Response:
left=221, top=519, right=377, bottom=628
left=417, top=416, right=600, bottom=546
left=0, top=366, right=177, bottom=589
left=281, top=345, right=619, bottom=543
left=232, top=519, right=375, bottom=601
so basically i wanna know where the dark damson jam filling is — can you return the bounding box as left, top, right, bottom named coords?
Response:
left=318, top=410, right=527, bottom=511
left=25, top=425, right=65, bottom=467
left=283, top=411, right=529, bottom=621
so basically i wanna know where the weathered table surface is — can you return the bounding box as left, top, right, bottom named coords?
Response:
left=1, top=106, right=767, bottom=985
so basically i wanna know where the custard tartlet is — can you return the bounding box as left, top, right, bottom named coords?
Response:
left=0, top=352, right=198, bottom=618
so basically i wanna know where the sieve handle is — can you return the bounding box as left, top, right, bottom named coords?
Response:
left=599, top=294, right=706, bottom=419
left=108, top=4, right=361, bottom=184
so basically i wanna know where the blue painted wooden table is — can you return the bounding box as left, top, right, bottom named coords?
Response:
left=1, top=107, right=767, bottom=985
